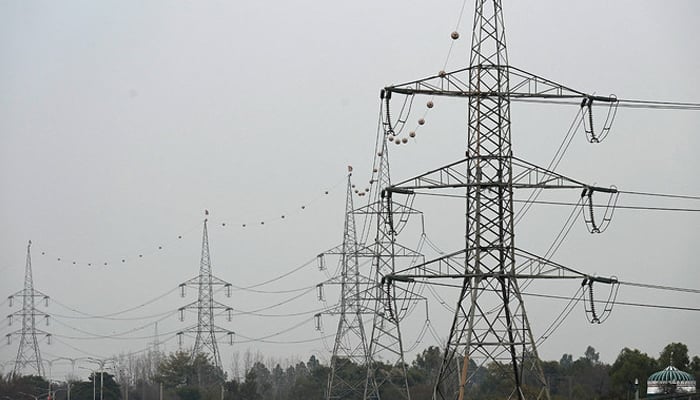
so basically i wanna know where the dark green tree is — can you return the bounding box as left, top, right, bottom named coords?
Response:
left=609, top=347, right=657, bottom=399
left=156, top=351, right=223, bottom=389
left=248, top=362, right=272, bottom=399
left=69, top=372, right=121, bottom=400
left=658, top=342, right=690, bottom=370
left=239, top=369, right=260, bottom=400
left=690, top=356, right=700, bottom=381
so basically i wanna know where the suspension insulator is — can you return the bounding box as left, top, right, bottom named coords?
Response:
left=418, top=118, right=425, bottom=125
left=388, top=135, right=395, bottom=142
left=451, top=31, right=460, bottom=40
left=409, top=131, right=416, bottom=138
left=401, top=137, right=408, bottom=144
left=427, top=100, right=434, bottom=108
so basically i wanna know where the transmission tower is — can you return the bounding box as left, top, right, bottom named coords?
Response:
left=360, top=126, right=425, bottom=400
left=6, top=240, right=51, bottom=377
left=379, top=1, right=622, bottom=399
left=178, top=211, right=234, bottom=373
left=315, top=167, right=374, bottom=400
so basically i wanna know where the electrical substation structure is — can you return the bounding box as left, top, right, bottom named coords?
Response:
left=7, top=241, right=51, bottom=377
left=178, top=212, right=234, bottom=373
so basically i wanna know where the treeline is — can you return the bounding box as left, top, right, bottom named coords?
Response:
left=2, top=342, right=698, bottom=400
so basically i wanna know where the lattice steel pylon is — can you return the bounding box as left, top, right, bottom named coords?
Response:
left=178, top=211, right=234, bottom=374
left=6, top=240, right=51, bottom=377
left=379, top=1, right=620, bottom=399
left=361, top=119, right=424, bottom=400
left=316, top=167, right=373, bottom=400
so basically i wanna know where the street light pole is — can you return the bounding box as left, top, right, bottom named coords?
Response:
left=99, top=370, right=104, bottom=400
left=78, top=367, right=96, bottom=400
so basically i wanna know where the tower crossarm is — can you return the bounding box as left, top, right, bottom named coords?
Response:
left=388, top=156, right=615, bottom=193
left=316, top=302, right=376, bottom=316
left=180, top=274, right=232, bottom=287
left=385, top=65, right=617, bottom=103
left=178, top=300, right=233, bottom=311
left=321, top=273, right=374, bottom=287
left=319, top=243, right=375, bottom=258
left=352, top=199, right=422, bottom=217
left=383, top=247, right=617, bottom=286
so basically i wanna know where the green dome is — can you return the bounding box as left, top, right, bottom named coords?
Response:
left=648, top=366, right=695, bottom=383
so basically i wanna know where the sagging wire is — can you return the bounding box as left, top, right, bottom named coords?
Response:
left=389, top=94, right=417, bottom=138
left=422, top=233, right=446, bottom=256
left=49, top=286, right=179, bottom=320
left=405, top=318, right=432, bottom=353
left=235, top=256, right=317, bottom=290
left=580, top=95, right=619, bottom=143
left=427, top=284, right=455, bottom=313
left=514, top=198, right=583, bottom=295
left=235, top=317, right=335, bottom=345
left=234, top=286, right=317, bottom=315
left=48, top=309, right=179, bottom=340
left=581, top=186, right=619, bottom=233
left=535, top=286, right=585, bottom=347
left=514, top=107, right=584, bottom=225
left=581, top=276, right=620, bottom=324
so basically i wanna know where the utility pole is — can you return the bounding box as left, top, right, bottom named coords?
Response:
left=7, top=240, right=51, bottom=377
left=381, top=1, right=621, bottom=399
left=178, top=211, right=234, bottom=375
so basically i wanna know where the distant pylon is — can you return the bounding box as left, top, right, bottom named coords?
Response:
left=6, top=240, right=51, bottom=377
left=178, top=211, right=234, bottom=373
left=316, top=167, right=373, bottom=400
left=362, top=127, right=424, bottom=400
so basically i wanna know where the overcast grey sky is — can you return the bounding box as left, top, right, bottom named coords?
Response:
left=1, top=0, right=698, bottom=380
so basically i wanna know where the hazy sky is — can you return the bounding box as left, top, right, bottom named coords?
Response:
left=1, top=0, right=698, bottom=381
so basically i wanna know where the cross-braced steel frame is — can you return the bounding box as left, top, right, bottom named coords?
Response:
left=379, top=1, right=619, bottom=399
left=318, top=170, right=373, bottom=400
left=7, top=241, right=50, bottom=378
left=178, top=214, right=234, bottom=374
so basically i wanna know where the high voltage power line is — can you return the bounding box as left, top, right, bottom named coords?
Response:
left=368, top=0, right=699, bottom=398
left=2, top=3, right=698, bottom=396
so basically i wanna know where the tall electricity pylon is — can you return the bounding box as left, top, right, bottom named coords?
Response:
left=316, top=167, right=373, bottom=400
left=6, top=241, right=50, bottom=377
left=360, top=127, right=424, bottom=400
left=178, top=212, right=234, bottom=373
left=381, top=1, right=620, bottom=399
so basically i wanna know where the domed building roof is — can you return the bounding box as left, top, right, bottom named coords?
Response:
left=649, top=366, right=695, bottom=382
left=647, top=365, right=696, bottom=396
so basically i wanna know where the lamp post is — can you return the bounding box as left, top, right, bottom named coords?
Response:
left=77, top=367, right=96, bottom=400
left=83, top=358, right=109, bottom=400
